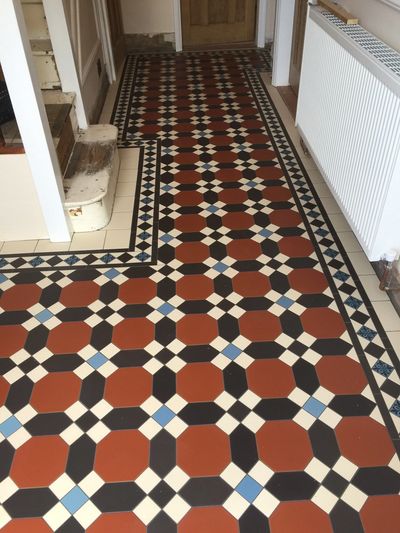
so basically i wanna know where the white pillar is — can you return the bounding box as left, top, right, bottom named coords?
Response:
left=0, top=0, right=72, bottom=242
left=257, top=0, right=267, bottom=48
left=173, top=0, right=183, bottom=52
left=43, top=0, right=89, bottom=129
left=272, top=0, right=296, bottom=86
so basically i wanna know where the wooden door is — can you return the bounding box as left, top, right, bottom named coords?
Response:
left=289, top=0, right=308, bottom=95
left=106, top=0, right=125, bottom=73
left=181, top=0, right=257, bottom=49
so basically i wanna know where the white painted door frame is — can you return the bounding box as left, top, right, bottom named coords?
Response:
left=173, top=0, right=267, bottom=52
left=272, top=0, right=296, bottom=86
left=0, top=0, right=72, bottom=242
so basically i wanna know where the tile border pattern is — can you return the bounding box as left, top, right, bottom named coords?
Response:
left=246, top=69, right=400, bottom=440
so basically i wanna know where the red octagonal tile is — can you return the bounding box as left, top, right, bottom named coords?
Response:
left=247, top=359, right=296, bottom=398
left=223, top=212, right=254, bottom=230
left=11, top=436, right=68, bottom=488
left=2, top=519, right=52, bottom=532
left=177, top=362, right=224, bottom=402
left=104, top=367, right=152, bottom=407
left=177, top=426, right=230, bottom=477
left=59, top=281, right=100, bottom=308
left=269, top=209, right=302, bottom=228
left=176, top=242, right=210, bottom=264
left=278, top=236, right=314, bottom=258
left=0, top=284, right=42, bottom=311
left=176, top=314, right=218, bottom=345
left=175, top=214, right=207, bottom=233
left=227, top=239, right=262, bottom=261
left=270, top=501, right=333, bottom=533
left=112, top=318, right=154, bottom=350
left=316, top=356, right=368, bottom=394
left=288, top=268, right=329, bottom=294
left=94, top=430, right=149, bottom=482
left=0, top=376, right=10, bottom=406
left=176, top=275, right=214, bottom=301
left=361, top=495, right=400, bottom=533
left=301, top=308, right=346, bottom=339
left=30, top=372, right=81, bottom=413
left=0, top=325, right=28, bottom=358
left=257, top=421, right=313, bottom=471
left=239, top=310, right=281, bottom=342
left=232, top=272, right=271, bottom=297
left=47, top=322, right=92, bottom=355
left=335, top=417, right=395, bottom=467
left=179, top=508, right=239, bottom=533
left=88, top=513, right=145, bottom=532
left=119, top=278, right=157, bottom=304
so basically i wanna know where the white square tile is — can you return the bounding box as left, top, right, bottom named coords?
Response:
left=113, top=195, right=135, bottom=213
left=359, top=275, right=389, bottom=302
left=347, top=252, right=375, bottom=276
left=116, top=181, right=135, bottom=197
left=373, top=301, right=400, bottom=332
left=104, top=212, right=132, bottom=231
left=69, top=231, right=106, bottom=251
left=104, top=229, right=131, bottom=249
left=35, top=240, right=71, bottom=253
left=337, top=231, right=362, bottom=253
left=1, top=240, right=38, bottom=254
left=118, top=169, right=138, bottom=183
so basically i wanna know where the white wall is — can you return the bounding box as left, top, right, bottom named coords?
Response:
left=63, top=0, right=106, bottom=121
left=340, top=0, right=400, bottom=51
left=121, top=0, right=175, bottom=34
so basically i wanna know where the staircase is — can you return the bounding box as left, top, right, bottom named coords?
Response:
left=21, top=0, right=119, bottom=233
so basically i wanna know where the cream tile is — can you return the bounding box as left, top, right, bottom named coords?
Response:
left=321, top=197, right=342, bottom=215
left=313, top=182, right=332, bottom=199
left=104, top=229, right=131, bottom=249
left=337, top=231, right=362, bottom=253
left=116, top=181, right=135, bottom=197
left=104, top=212, right=132, bottom=231
left=69, top=231, right=106, bottom=251
left=118, top=169, right=138, bottom=183
left=387, top=331, right=400, bottom=355
left=306, top=168, right=325, bottom=185
left=1, top=240, right=38, bottom=254
left=373, top=301, right=400, bottom=332
left=359, top=275, right=389, bottom=302
left=328, top=213, right=352, bottom=233
left=0, top=242, right=3, bottom=252
left=347, top=252, right=375, bottom=276
left=35, top=240, right=71, bottom=253
left=113, top=195, right=135, bottom=213
left=119, top=149, right=141, bottom=170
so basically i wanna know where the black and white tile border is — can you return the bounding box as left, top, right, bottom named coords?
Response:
left=246, top=70, right=400, bottom=441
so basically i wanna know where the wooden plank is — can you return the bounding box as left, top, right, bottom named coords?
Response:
left=318, top=0, right=358, bottom=25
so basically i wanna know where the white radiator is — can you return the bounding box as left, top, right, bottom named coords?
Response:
left=296, top=8, right=400, bottom=261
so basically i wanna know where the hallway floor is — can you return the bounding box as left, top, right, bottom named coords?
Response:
left=0, top=50, right=399, bottom=532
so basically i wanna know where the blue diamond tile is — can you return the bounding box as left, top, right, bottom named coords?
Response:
left=344, top=296, right=363, bottom=309
left=88, top=352, right=108, bottom=369
left=389, top=399, right=400, bottom=418
left=247, top=180, right=257, bottom=188
left=316, top=228, right=329, bottom=237
left=61, top=487, right=89, bottom=514
left=207, top=205, right=219, bottom=213
left=138, top=231, right=151, bottom=240
left=65, top=255, right=79, bottom=266
left=372, top=360, right=394, bottom=378
left=334, top=271, right=350, bottom=282
left=259, top=229, right=272, bottom=238
left=277, top=296, right=294, bottom=309
left=30, top=257, right=45, bottom=267
left=324, top=249, right=338, bottom=258
left=0, top=416, right=22, bottom=438
left=358, top=326, right=377, bottom=341
left=101, top=254, right=115, bottom=264
left=160, top=234, right=174, bottom=244
left=0, top=258, right=8, bottom=268
left=303, top=397, right=326, bottom=418
left=35, top=310, right=53, bottom=323
left=222, top=344, right=242, bottom=360
left=153, top=406, right=175, bottom=426
left=0, top=273, right=7, bottom=283
left=105, top=268, right=119, bottom=280
left=214, top=262, right=229, bottom=273
left=162, top=184, right=173, bottom=192
left=236, top=475, right=263, bottom=503
left=137, top=252, right=151, bottom=262
left=158, top=303, right=175, bottom=316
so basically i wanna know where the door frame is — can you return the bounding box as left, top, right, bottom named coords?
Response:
left=93, top=0, right=116, bottom=83
left=173, top=0, right=268, bottom=52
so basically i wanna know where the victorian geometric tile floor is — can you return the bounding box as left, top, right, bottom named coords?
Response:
left=0, top=49, right=399, bottom=532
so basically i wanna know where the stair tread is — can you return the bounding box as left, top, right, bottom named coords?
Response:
left=30, top=39, right=53, bottom=55
left=46, top=104, right=72, bottom=140
left=64, top=126, right=118, bottom=207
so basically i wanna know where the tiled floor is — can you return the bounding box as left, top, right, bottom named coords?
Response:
left=0, top=148, right=141, bottom=255
left=0, top=50, right=399, bottom=532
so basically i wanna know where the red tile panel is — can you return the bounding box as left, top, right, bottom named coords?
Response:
left=30, top=372, right=81, bottom=413
left=316, top=356, right=368, bottom=394
left=47, top=322, right=91, bottom=354
left=0, top=284, right=42, bottom=311
left=119, top=279, right=157, bottom=304
left=301, top=308, right=346, bottom=339
left=112, top=318, right=154, bottom=350
left=239, top=311, right=281, bottom=342
left=177, top=362, right=224, bottom=402
left=176, top=314, right=218, bottom=345
left=361, top=495, right=400, bottom=533
left=59, top=281, right=100, bottom=308
left=179, top=508, right=239, bottom=533
left=0, top=325, right=28, bottom=357
left=247, top=360, right=296, bottom=398
left=104, top=367, right=152, bottom=407
left=270, top=501, right=333, bottom=533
